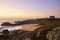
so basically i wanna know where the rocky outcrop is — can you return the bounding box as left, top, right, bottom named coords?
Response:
left=47, top=26, right=60, bottom=40
left=0, top=26, right=60, bottom=40
left=1, top=22, right=14, bottom=26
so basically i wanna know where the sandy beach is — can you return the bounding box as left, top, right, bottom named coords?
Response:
left=20, top=24, right=40, bottom=31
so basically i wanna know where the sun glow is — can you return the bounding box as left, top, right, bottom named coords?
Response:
left=0, top=5, right=47, bottom=18
left=0, top=0, right=60, bottom=18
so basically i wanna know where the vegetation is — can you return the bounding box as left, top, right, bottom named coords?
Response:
left=0, top=18, right=60, bottom=40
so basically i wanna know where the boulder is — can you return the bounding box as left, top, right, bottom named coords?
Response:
left=47, top=26, right=60, bottom=40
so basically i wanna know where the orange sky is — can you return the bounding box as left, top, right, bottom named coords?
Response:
left=0, top=0, right=60, bottom=18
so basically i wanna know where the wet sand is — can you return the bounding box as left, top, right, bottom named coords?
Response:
left=20, top=24, right=40, bottom=31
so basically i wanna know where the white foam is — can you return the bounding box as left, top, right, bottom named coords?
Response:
left=0, top=26, right=22, bottom=31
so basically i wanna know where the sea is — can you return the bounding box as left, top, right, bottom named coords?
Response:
left=0, top=18, right=29, bottom=32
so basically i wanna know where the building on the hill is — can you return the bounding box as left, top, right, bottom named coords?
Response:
left=50, top=16, right=55, bottom=19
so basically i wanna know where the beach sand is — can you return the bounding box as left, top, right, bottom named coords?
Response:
left=21, top=24, right=40, bottom=31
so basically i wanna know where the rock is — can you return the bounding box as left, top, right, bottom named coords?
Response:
left=47, top=26, right=60, bottom=40
left=1, top=22, right=13, bottom=26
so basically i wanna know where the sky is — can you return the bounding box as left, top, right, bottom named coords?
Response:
left=0, top=0, right=60, bottom=18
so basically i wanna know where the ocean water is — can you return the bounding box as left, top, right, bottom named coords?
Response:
left=0, top=26, right=22, bottom=32
left=0, top=18, right=27, bottom=25
left=0, top=18, right=27, bottom=31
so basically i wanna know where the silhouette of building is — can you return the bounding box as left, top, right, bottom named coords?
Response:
left=50, top=16, right=55, bottom=19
